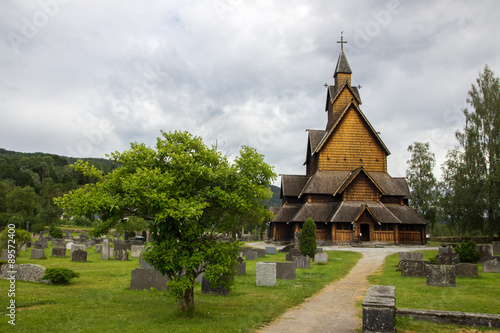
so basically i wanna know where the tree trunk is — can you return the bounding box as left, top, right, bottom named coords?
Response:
left=177, top=287, right=195, bottom=316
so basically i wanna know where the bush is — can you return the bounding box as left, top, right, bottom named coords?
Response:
left=299, top=218, right=317, bottom=260
left=49, top=226, right=63, bottom=239
left=454, top=240, right=480, bottom=263
left=42, top=268, right=80, bottom=284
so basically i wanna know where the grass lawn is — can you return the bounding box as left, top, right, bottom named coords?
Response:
left=366, top=250, right=500, bottom=332
left=0, top=246, right=361, bottom=332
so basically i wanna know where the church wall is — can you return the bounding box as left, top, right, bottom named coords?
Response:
left=327, top=88, right=359, bottom=131
left=320, top=108, right=387, bottom=172
left=306, top=153, right=319, bottom=176
left=343, top=172, right=380, bottom=202
left=335, top=73, right=351, bottom=87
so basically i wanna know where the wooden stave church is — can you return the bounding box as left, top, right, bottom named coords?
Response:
left=269, top=42, right=429, bottom=245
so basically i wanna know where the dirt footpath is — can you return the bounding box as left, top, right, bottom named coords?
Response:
left=253, top=245, right=436, bottom=333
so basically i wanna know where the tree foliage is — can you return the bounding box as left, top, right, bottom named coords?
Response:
left=299, top=218, right=317, bottom=260
left=55, top=131, right=276, bottom=314
left=406, top=142, right=439, bottom=234
left=0, top=228, right=32, bottom=251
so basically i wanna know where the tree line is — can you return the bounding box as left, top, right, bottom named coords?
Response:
left=406, top=65, right=499, bottom=240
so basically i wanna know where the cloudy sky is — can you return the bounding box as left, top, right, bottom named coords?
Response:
left=1, top=0, right=499, bottom=186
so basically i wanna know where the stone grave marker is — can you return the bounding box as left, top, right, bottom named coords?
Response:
left=399, top=252, right=423, bottom=263
left=130, top=245, right=145, bottom=258
left=317, top=247, right=323, bottom=253
left=456, top=263, right=478, bottom=278
left=51, top=238, right=65, bottom=247
left=139, top=253, right=154, bottom=270
left=439, top=247, right=453, bottom=255
left=265, top=247, right=277, bottom=255
left=279, top=244, right=294, bottom=253
left=293, top=255, right=310, bottom=269
left=19, top=243, right=27, bottom=251
left=256, top=262, right=276, bottom=286
left=115, top=249, right=129, bottom=261
left=201, top=275, right=232, bottom=296
left=436, top=252, right=460, bottom=265
left=483, top=258, right=500, bottom=273
left=493, top=241, right=500, bottom=256
left=51, top=247, right=66, bottom=257
left=246, top=251, right=258, bottom=261
left=30, top=249, right=45, bottom=259
left=72, top=249, right=87, bottom=262
left=66, top=242, right=74, bottom=250
left=94, top=244, right=103, bottom=253
left=286, top=248, right=302, bottom=261
left=362, top=285, right=396, bottom=333
left=400, top=260, right=429, bottom=278
left=0, top=249, right=14, bottom=261
left=426, top=265, right=457, bottom=287
left=0, top=264, right=48, bottom=283
left=275, top=262, right=296, bottom=279
left=476, top=244, right=494, bottom=263
left=314, top=252, right=328, bottom=263
left=101, top=240, right=111, bottom=260
left=71, top=244, right=86, bottom=255
left=236, top=257, right=246, bottom=275
left=130, top=268, right=169, bottom=290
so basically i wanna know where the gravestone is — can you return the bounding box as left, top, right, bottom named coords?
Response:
left=286, top=248, right=302, bottom=261
left=246, top=251, right=258, bottom=261
left=51, top=247, right=66, bottom=257
left=130, top=245, right=145, bottom=258
left=0, top=264, right=48, bottom=283
left=72, top=249, right=87, bottom=262
left=400, top=260, right=429, bottom=278
left=33, top=241, right=47, bottom=249
left=293, top=255, right=310, bottom=269
left=493, top=241, right=500, bottom=256
left=110, top=247, right=114, bottom=257
left=436, top=252, right=460, bottom=265
left=476, top=244, right=494, bottom=263
left=483, top=258, right=500, bottom=273
left=114, top=243, right=128, bottom=252
left=66, top=242, right=74, bottom=250
left=399, top=252, right=424, bottom=264
left=101, top=240, right=111, bottom=260
left=130, top=240, right=143, bottom=246
left=235, top=257, right=246, bottom=275
left=94, top=244, right=103, bottom=253
left=279, top=244, right=294, bottom=253
left=139, top=253, right=154, bottom=270
left=362, top=285, right=396, bottom=333
left=239, top=247, right=253, bottom=255
left=115, top=249, right=129, bottom=261
left=275, top=262, right=296, bottom=279
left=71, top=244, right=86, bottom=254
left=294, top=231, right=301, bottom=248
left=314, top=252, right=328, bottom=263
left=130, top=268, right=169, bottom=290
left=426, top=265, right=457, bottom=287
left=256, top=262, right=276, bottom=286
left=456, top=263, right=479, bottom=278
left=317, top=248, right=323, bottom=253
left=265, top=247, right=277, bottom=255
left=439, top=247, right=453, bottom=255
left=64, top=232, right=73, bottom=240
left=201, top=276, right=232, bottom=296
left=30, top=249, right=45, bottom=259
left=19, top=243, right=27, bottom=251
left=51, top=238, right=65, bottom=247
left=0, top=249, right=15, bottom=261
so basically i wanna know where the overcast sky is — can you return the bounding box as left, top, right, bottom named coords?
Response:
left=1, top=0, right=499, bottom=186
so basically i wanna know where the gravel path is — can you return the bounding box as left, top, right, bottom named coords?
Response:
left=249, top=243, right=438, bottom=333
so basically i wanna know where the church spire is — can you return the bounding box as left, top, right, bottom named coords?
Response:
left=333, top=33, right=352, bottom=86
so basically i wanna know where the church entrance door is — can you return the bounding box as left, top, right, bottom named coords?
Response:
left=360, top=224, right=370, bottom=242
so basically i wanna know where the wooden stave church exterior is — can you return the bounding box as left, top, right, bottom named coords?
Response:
left=269, top=45, right=429, bottom=245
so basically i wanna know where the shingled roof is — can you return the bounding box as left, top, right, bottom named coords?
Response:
left=393, top=177, right=412, bottom=199
left=325, top=85, right=362, bottom=113
left=334, top=50, right=352, bottom=75
left=281, top=175, right=310, bottom=198
left=385, top=204, right=429, bottom=225
left=299, top=170, right=351, bottom=197
left=290, top=202, right=340, bottom=223
left=272, top=204, right=301, bottom=223
left=368, top=172, right=407, bottom=196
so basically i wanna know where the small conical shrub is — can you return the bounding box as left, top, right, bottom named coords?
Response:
left=299, top=218, right=317, bottom=260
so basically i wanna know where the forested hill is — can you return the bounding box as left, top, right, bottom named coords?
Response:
left=0, top=148, right=281, bottom=231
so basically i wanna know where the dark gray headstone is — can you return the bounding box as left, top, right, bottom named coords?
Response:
left=483, top=257, right=500, bottom=273
left=51, top=238, right=65, bottom=247
left=426, top=265, right=457, bottom=287
left=246, top=251, right=258, bottom=261
left=72, top=249, right=87, bottom=262
left=286, top=248, right=302, bottom=261
left=265, top=247, right=276, bottom=255
left=236, top=257, right=246, bottom=275
left=493, top=241, right=500, bottom=256
left=476, top=244, right=494, bottom=263
left=115, top=249, right=129, bottom=261
left=399, top=252, right=424, bottom=263
left=275, top=262, right=296, bottom=279
left=0, top=249, right=15, bottom=261
left=279, top=244, right=294, bottom=253
left=51, top=247, right=66, bottom=257
left=139, top=253, right=155, bottom=270
left=400, top=260, right=429, bottom=278
left=436, top=253, right=460, bottom=265
left=254, top=248, right=266, bottom=258
left=362, top=285, right=396, bottom=333
left=439, top=247, right=453, bottom=255
left=456, top=263, right=478, bottom=278
left=30, top=249, right=45, bottom=259
left=114, top=243, right=128, bottom=251
left=130, top=268, right=168, bottom=290
left=292, top=255, right=310, bottom=269
left=201, top=276, right=232, bottom=296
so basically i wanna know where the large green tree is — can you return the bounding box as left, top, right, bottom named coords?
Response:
left=56, top=131, right=276, bottom=314
left=457, top=65, right=500, bottom=239
left=406, top=142, right=439, bottom=234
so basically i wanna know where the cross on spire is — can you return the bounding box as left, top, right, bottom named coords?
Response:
left=337, top=31, right=347, bottom=52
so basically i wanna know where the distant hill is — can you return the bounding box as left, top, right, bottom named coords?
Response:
left=269, top=184, right=282, bottom=207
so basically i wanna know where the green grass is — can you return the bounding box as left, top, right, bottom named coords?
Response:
left=367, top=250, right=500, bottom=332
left=0, top=247, right=361, bottom=332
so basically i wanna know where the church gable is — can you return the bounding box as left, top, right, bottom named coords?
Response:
left=317, top=103, right=388, bottom=172
left=342, top=171, right=381, bottom=202
left=325, top=84, right=361, bottom=131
